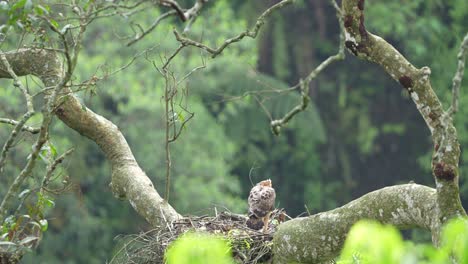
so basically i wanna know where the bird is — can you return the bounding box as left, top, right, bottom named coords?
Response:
left=247, top=179, right=276, bottom=233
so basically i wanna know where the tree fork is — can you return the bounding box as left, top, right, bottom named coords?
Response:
left=0, top=48, right=181, bottom=226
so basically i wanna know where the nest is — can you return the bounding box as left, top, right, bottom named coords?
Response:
left=110, top=209, right=287, bottom=264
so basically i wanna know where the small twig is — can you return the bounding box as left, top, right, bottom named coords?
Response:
left=127, top=10, right=177, bottom=46
left=253, top=95, right=273, bottom=121
left=0, top=112, right=34, bottom=174
left=173, top=0, right=294, bottom=58
left=127, top=0, right=207, bottom=46
left=41, top=148, right=75, bottom=190
left=0, top=51, right=34, bottom=113
left=107, top=46, right=159, bottom=77
left=450, top=32, right=468, bottom=115
left=164, top=76, right=172, bottom=202
left=0, top=118, right=40, bottom=134
left=162, top=44, right=185, bottom=71
left=269, top=0, right=345, bottom=135
left=176, top=64, right=206, bottom=86
left=108, top=228, right=158, bottom=264
left=0, top=2, right=93, bottom=221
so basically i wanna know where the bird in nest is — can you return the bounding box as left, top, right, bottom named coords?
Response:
left=247, top=179, right=276, bottom=233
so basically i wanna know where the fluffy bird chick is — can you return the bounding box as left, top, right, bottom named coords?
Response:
left=247, top=179, right=276, bottom=233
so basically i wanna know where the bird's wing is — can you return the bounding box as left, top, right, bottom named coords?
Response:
left=248, top=185, right=276, bottom=218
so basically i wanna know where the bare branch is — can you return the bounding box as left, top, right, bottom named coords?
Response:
left=41, top=148, right=75, bottom=190
left=160, top=0, right=186, bottom=21
left=0, top=4, right=95, bottom=221
left=0, top=112, right=34, bottom=175
left=0, top=51, right=34, bottom=113
left=182, top=0, right=207, bottom=21
left=270, top=0, right=345, bottom=135
left=127, top=10, right=177, bottom=46
left=0, top=117, right=40, bottom=134
left=341, top=0, right=466, bottom=240
left=162, top=44, right=185, bottom=70
left=270, top=80, right=310, bottom=135
left=127, top=0, right=208, bottom=46
left=174, top=0, right=294, bottom=58
left=450, top=32, right=468, bottom=115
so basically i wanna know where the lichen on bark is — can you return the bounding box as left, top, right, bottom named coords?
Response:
left=0, top=48, right=180, bottom=226
left=272, top=1, right=466, bottom=262
left=273, top=184, right=437, bottom=263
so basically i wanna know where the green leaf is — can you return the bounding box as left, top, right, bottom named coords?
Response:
left=338, top=220, right=404, bottom=264
left=442, top=218, right=468, bottom=263
left=44, top=198, right=55, bottom=208
left=178, top=112, right=185, bottom=122
left=39, top=219, right=48, bottom=232
left=49, top=142, right=57, bottom=158
left=35, top=4, right=49, bottom=15
left=11, top=0, right=26, bottom=11
left=49, top=19, right=59, bottom=29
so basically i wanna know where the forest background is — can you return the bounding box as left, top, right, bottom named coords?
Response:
left=0, top=0, right=467, bottom=263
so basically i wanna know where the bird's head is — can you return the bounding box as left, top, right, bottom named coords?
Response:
left=258, top=179, right=272, bottom=187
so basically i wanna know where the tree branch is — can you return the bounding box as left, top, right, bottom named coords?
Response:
left=0, top=48, right=181, bottom=226
left=450, top=32, right=468, bottom=115
left=340, top=0, right=465, bottom=230
left=270, top=0, right=345, bottom=135
left=41, top=147, right=75, bottom=190
left=0, top=112, right=34, bottom=175
left=127, top=10, right=177, bottom=47
left=273, top=184, right=438, bottom=263
left=127, top=0, right=208, bottom=46
left=0, top=118, right=40, bottom=134
left=0, top=51, right=34, bottom=113
left=173, top=0, right=294, bottom=58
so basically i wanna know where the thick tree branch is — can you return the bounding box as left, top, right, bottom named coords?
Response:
left=0, top=49, right=180, bottom=226
left=0, top=51, right=34, bottom=113
left=272, top=3, right=467, bottom=263
left=273, top=184, right=438, bottom=263
left=340, top=0, right=465, bottom=229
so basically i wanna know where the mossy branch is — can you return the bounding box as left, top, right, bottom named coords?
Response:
left=0, top=48, right=181, bottom=226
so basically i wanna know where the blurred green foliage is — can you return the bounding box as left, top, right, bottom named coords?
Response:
left=0, top=0, right=466, bottom=262
left=338, top=218, right=468, bottom=264
left=165, top=232, right=234, bottom=264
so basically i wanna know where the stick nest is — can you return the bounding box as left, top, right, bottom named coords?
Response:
left=111, top=209, right=287, bottom=264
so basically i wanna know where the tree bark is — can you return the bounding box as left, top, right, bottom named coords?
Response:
left=273, top=184, right=437, bottom=263
left=0, top=48, right=180, bottom=226
left=340, top=0, right=466, bottom=233
left=271, top=0, right=466, bottom=262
